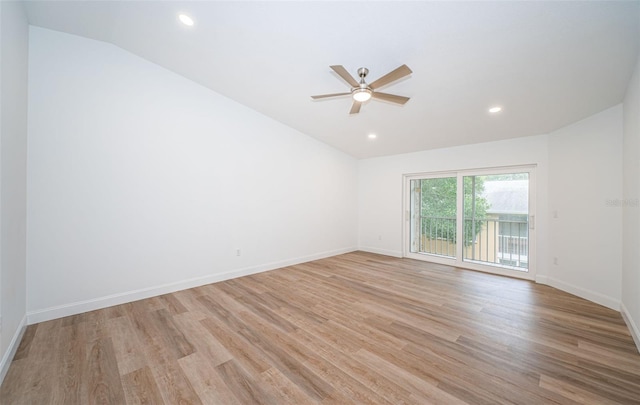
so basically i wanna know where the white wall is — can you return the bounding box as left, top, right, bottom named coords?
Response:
left=0, top=0, right=28, bottom=383
left=357, top=134, right=550, bottom=277
left=547, top=106, right=623, bottom=310
left=622, top=53, right=640, bottom=350
left=26, top=27, right=357, bottom=322
left=358, top=105, right=625, bottom=311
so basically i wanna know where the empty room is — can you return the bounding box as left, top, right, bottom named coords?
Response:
left=1, top=0, right=640, bottom=403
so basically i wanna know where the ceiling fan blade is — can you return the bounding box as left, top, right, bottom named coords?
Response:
left=311, top=92, right=351, bottom=100
left=330, top=65, right=359, bottom=87
left=349, top=101, right=362, bottom=114
left=372, top=92, right=410, bottom=105
left=369, top=64, right=412, bottom=90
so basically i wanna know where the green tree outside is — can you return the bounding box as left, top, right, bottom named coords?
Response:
left=420, top=176, right=491, bottom=246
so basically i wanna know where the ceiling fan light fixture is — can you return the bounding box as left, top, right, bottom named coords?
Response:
left=353, top=88, right=372, bottom=102
left=178, top=13, right=195, bottom=26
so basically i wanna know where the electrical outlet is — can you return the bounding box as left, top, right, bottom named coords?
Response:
left=553, top=257, right=558, bottom=265
left=236, top=249, right=241, bottom=257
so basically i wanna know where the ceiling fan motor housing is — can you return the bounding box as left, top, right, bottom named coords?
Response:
left=353, top=67, right=372, bottom=100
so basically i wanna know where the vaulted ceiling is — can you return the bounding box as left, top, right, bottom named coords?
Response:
left=24, top=1, right=640, bottom=158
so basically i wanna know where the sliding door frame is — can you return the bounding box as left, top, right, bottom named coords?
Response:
left=403, top=165, right=536, bottom=280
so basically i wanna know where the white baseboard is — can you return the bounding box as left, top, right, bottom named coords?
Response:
left=27, top=247, right=357, bottom=324
left=621, top=302, right=640, bottom=354
left=357, top=246, right=403, bottom=258
left=0, top=315, right=27, bottom=386
left=536, top=275, right=619, bottom=311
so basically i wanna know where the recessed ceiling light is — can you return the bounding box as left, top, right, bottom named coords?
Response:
left=178, top=13, right=195, bottom=27
left=368, top=134, right=377, bottom=139
left=489, top=106, right=502, bottom=113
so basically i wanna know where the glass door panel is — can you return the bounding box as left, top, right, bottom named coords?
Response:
left=409, top=177, right=457, bottom=258
left=463, top=173, right=529, bottom=271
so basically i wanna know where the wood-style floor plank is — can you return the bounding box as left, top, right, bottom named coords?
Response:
left=177, top=353, right=242, bottom=405
left=52, top=323, right=85, bottom=404
left=121, top=366, right=164, bottom=405
left=84, top=337, right=126, bottom=404
left=2, top=251, right=640, bottom=404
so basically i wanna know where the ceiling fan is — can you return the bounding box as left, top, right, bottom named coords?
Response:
left=311, top=64, right=412, bottom=114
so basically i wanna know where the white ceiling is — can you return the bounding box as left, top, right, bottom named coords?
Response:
left=24, top=1, right=640, bottom=159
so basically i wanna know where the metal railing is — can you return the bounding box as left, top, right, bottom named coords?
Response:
left=418, top=216, right=457, bottom=257
left=498, top=234, right=528, bottom=259
left=414, top=216, right=529, bottom=269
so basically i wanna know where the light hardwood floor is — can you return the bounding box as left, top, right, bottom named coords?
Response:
left=2, top=251, right=640, bottom=404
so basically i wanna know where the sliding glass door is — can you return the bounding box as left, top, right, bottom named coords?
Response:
left=405, top=166, right=535, bottom=279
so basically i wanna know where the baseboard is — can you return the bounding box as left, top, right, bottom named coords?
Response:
left=621, top=302, right=640, bottom=354
left=0, top=315, right=27, bottom=386
left=27, top=247, right=357, bottom=324
left=536, top=275, right=619, bottom=311
left=357, top=246, right=403, bottom=258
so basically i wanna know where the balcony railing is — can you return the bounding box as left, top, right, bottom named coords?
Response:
left=414, top=216, right=529, bottom=270
left=497, top=234, right=528, bottom=262
left=416, top=216, right=457, bottom=257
